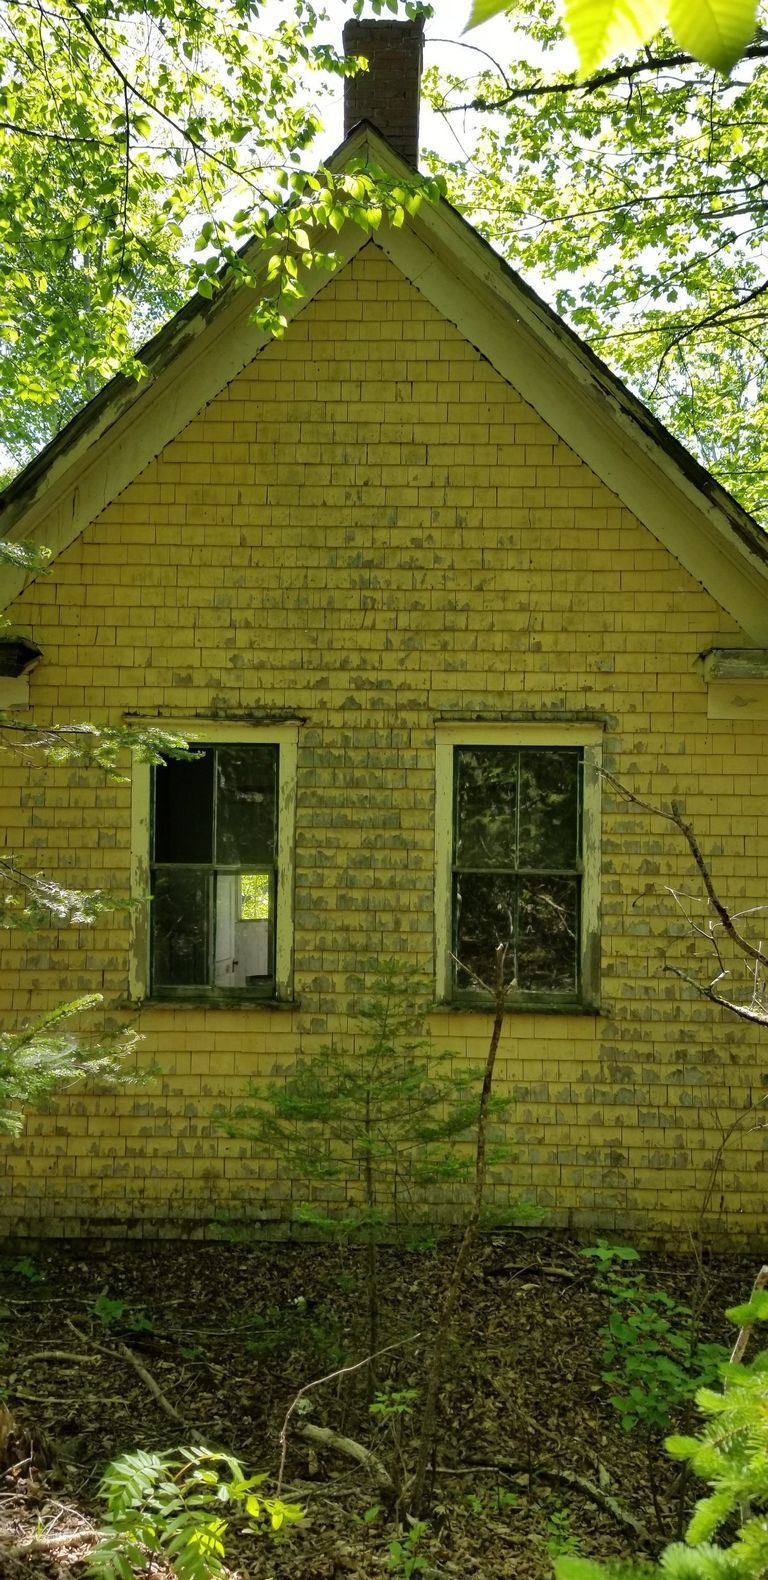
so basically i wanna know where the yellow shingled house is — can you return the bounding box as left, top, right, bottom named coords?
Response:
left=1, top=18, right=768, bottom=1242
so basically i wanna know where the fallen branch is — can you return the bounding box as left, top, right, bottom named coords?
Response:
left=436, top=1461, right=651, bottom=1542
left=276, top=1334, right=419, bottom=1498
left=118, top=1343, right=187, bottom=1427
left=535, top=1466, right=652, bottom=1542
left=24, top=1350, right=100, bottom=1365
left=0, top=1530, right=99, bottom=1554
left=295, top=1423, right=394, bottom=1490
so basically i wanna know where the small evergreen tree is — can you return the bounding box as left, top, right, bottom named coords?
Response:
left=223, top=960, right=511, bottom=1362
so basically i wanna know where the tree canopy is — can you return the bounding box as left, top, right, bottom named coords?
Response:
left=2, top=0, right=768, bottom=523
left=425, top=2, right=768, bottom=519
left=0, top=0, right=429, bottom=474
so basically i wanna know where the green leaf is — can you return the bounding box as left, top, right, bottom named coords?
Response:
left=553, top=1561, right=608, bottom=1580
left=667, top=0, right=757, bottom=71
left=665, top=1434, right=701, bottom=1459
left=464, top=0, right=509, bottom=28
left=564, top=0, right=667, bottom=74
left=726, top=1291, right=768, bottom=1326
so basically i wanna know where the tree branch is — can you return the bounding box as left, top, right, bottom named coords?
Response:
left=603, top=771, right=768, bottom=971
left=444, top=36, right=768, bottom=114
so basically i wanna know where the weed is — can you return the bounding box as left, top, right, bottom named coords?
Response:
left=92, top=1293, right=154, bottom=1333
left=544, top=1506, right=581, bottom=1559
left=388, top=1519, right=430, bottom=1577
left=463, top=1486, right=520, bottom=1520
left=12, top=1255, right=43, bottom=1282
left=581, top=1241, right=641, bottom=1268
left=597, top=1269, right=726, bottom=1434
left=369, top=1388, right=419, bottom=1420
left=88, top=1445, right=302, bottom=1580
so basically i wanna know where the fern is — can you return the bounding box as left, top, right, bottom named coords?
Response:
left=88, top=1446, right=302, bottom=1580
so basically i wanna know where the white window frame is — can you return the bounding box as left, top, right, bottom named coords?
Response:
left=129, top=721, right=298, bottom=1003
left=434, top=722, right=602, bottom=1009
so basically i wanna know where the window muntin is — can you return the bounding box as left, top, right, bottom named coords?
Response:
left=452, top=746, right=583, bottom=1000
left=150, top=744, right=278, bottom=996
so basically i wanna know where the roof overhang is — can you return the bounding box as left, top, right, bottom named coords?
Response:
left=3, top=124, right=768, bottom=640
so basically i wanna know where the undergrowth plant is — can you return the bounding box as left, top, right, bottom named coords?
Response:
left=224, top=960, right=511, bottom=1366
left=387, top=1518, right=430, bottom=1577
left=596, top=1268, right=727, bottom=1435
left=88, top=1445, right=302, bottom=1580
left=584, top=1243, right=727, bottom=1528
left=556, top=1285, right=768, bottom=1580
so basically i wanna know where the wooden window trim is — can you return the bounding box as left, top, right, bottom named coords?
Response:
left=129, top=722, right=298, bottom=1005
left=434, top=722, right=602, bottom=1011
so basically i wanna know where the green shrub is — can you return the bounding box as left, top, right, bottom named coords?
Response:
left=88, top=1445, right=302, bottom=1580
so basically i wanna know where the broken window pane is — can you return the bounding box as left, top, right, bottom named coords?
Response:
left=455, top=748, right=517, bottom=867
left=213, top=873, right=272, bottom=989
left=152, top=870, right=210, bottom=987
left=153, top=751, right=214, bottom=864
left=216, top=746, right=277, bottom=865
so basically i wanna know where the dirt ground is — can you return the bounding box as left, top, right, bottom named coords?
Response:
left=0, top=1232, right=759, bottom=1579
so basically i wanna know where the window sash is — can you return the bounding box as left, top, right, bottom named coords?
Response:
left=149, top=744, right=279, bottom=998
left=434, top=725, right=602, bottom=1009
left=130, top=722, right=298, bottom=1006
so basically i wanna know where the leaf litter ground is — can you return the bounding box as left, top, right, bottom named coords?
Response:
left=0, top=1232, right=758, bottom=1579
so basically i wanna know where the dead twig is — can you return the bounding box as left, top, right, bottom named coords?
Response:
left=118, top=1343, right=187, bottom=1428
left=276, top=1335, right=419, bottom=1499
left=24, top=1351, right=100, bottom=1365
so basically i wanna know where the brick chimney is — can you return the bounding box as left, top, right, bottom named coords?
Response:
left=342, top=16, right=424, bottom=167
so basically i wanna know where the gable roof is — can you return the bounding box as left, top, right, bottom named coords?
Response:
left=3, top=123, right=768, bottom=640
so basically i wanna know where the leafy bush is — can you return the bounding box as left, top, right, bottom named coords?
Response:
left=590, top=1256, right=727, bottom=1434
left=88, top=1445, right=302, bottom=1580
left=556, top=1292, right=768, bottom=1580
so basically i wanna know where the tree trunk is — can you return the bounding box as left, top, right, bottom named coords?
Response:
left=410, top=946, right=507, bottom=1514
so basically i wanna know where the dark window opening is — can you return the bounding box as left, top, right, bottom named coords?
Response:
left=150, top=744, right=278, bottom=996
left=452, top=746, right=583, bottom=1000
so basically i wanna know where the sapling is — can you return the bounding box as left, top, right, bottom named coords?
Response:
left=88, top=1445, right=302, bottom=1580
left=224, top=959, right=509, bottom=1373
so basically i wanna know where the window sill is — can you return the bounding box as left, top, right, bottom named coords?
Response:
left=121, top=995, right=300, bottom=1011
left=431, top=999, right=601, bottom=1016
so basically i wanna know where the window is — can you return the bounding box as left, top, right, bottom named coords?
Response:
left=130, top=724, right=297, bottom=1003
left=435, top=724, right=601, bottom=1008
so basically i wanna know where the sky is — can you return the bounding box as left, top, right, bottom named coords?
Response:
left=307, top=0, right=573, bottom=164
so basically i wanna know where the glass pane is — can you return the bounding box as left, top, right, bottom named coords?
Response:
left=152, top=869, right=210, bottom=987
left=153, top=751, right=214, bottom=863
left=517, top=878, right=579, bottom=993
left=453, top=872, right=518, bottom=994
left=455, top=748, right=517, bottom=867
left=239, top=872, right=271, bottom=919
left=214, top=873, right=272, bottom=989
left=216, top=746, right=277, bottom=865
left=518, top=750, right=580, bottom=869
